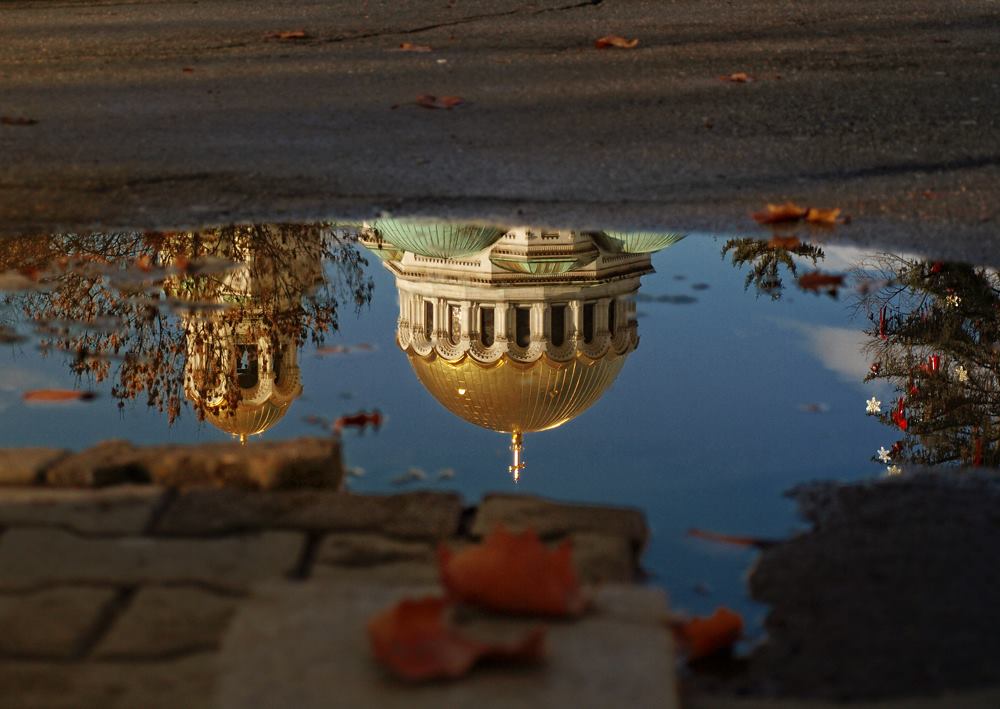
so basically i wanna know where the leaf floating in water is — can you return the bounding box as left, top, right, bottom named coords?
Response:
left=672, top=607, right=744, bottom=661
left=23, top=389, right=97, bottom=403
left=439, top=526, right=586, bottom=617
left=797, top=271, right=845, bottom=296
left=594, top=35, right=639, bottom=49
left=415, top=94, right=464, bottom=110
left=392, top=467, right=427, bottom=486
left=655, top=294, right=698, bottom=305
left=687, top=528, right=777, bottom=549
left=333, top=409, right=383, bottom=435
left=368, top=597, right=545, bottom=682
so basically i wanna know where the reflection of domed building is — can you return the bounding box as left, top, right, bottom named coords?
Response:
left=163, top=230, right=323, bottom=442
left=363, top=224, right=680, bottom=479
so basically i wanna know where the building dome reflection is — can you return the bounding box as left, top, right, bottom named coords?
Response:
left=363, top=225, right=677, bottom=479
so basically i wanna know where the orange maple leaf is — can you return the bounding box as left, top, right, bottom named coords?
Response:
left=368, top=597, right=545, bottom=681
left=805, top=207, right=842, bottom=225
left=438, top=526, right=586, bottom=616
left=415, top=94, right=464, bottom=110
left=595, top=35, right=639, bottom=49
left=751, top=202, right=808, bottom=224
left=673, top=607, right=743, bottom=661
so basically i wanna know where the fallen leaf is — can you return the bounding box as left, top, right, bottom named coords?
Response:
left=439, top=526, right=585, bottom=616
left=182, top=67, right=195, bottom=73
left=368, top=597, right=545, bottom=681
left=673, top=607, right=743, bottom=661
left=767, top=235, right=801, bottom=249
left=266, top=30, right=310, bottom=40
left=22, top=389, right=97, bottom=403
left=415, top=94, right=464, bottom=109
left=1, top=116, right=38, bottom=126
left=797, top=271, right=845, bottom=294
left=719, top=72, right=752, bottom=83
left=397, top=42, right=432, bottom=52
left=805, top=207, right=842, bottom=225
left=752, top=202, right=808, bottom=224
left=333, top=409, right=383, bottom=435
left=594, top=35, right=639, bottom=49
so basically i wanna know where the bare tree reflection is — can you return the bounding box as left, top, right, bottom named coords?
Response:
left=0, top=225, right=373, bottom=427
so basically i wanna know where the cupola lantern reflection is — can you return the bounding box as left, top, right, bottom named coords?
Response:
left=361, top=222, right=682, bottom=479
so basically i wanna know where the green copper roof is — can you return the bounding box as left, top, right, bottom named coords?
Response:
left=371, top=220, right=506, bottom=259
left=600, top=231, right=686, bottom=254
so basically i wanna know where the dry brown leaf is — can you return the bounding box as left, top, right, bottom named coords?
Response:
left=397, top=42, right=432, bottom=52
left=266, top=30, right=310, bottom=40
left=804, top=207, right=842, bottom=225
left=23, top=389, right=97, bottom=403
left=767, top=235, right=802, bottom=250
left=439, top=526, right=585, bottom=616
left=719, top=72, right=753, bottom=83
left=1, top=116, right=38, bottom=126
left=595, top=35, right=639, bottom=49
left=673, top=607, right=743, bottom=661
left=415, top=94, right=464, bottom=110
left=752, top=202, right=808, bottom=224
left=368, top=597, right=545, bottom=681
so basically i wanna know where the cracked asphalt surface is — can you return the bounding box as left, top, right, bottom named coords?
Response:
left=1, top=0, right=998, bottom=262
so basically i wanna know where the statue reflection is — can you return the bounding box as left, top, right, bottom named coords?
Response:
left=361, top=221, right=683, bottom=480
left=0, top=225, right=372, bottom=440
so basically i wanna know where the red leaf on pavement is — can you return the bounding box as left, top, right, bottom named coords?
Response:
left=752, top=202, right=808, bottom=224
left=415, top=94, right=464, bottom=109
left=368, top=597, right=545, bottom=681
left=266, top=30, right=310, bottom=40
left=439, top=526, right=586, bottom=616
left=1, top=116, right=38, bottom=126
left=595, top=35, right=639, bottom=49
left=673, top=607, right=744, bottom=661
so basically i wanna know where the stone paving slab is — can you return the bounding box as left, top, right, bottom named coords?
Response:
left=0, top=655, right=216, bottom=709
left=43, top=438, right=342, bottom=490
left=0, top=485, right=165, bottom=535
left=0, top=448, right=68, bottom=487
left=94, top=587, right=238, bottom=659
left=154, top=490, right=463, bottom=540
left=216, top=581, right=676, bottom=709
left=0, top=587, right=118, bottom=659
left=472, top=494, right=649, bottom=546
left=0, top=528, right=304, bottom=592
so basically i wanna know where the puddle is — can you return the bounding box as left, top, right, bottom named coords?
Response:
left=0, top=222, right=992, bottom=623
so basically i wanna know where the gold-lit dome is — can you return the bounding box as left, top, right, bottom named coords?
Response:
left=406, top=350, right=627, bottom=434
left=204, top=399, right=292, bottom=442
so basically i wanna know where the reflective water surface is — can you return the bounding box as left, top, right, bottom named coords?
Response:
left=2, top=222, right=995, bottom=623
